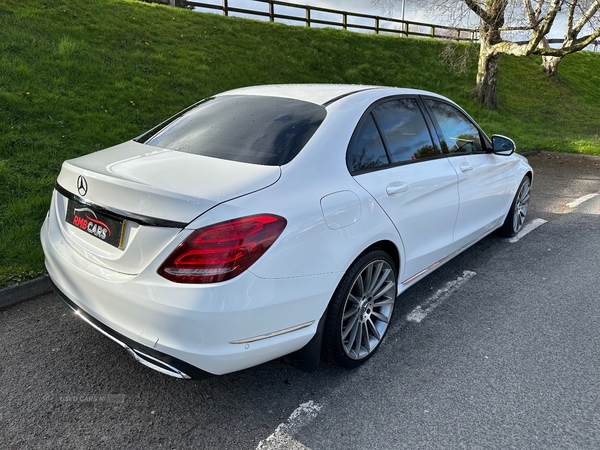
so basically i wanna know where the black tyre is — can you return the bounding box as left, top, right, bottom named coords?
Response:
left=499, top=175, right=531, bottom=237
left=323, top=249, right=397, bottom=369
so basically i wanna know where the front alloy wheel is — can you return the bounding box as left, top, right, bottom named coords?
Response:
left=324, top=250, right=397, bottom=368
left=499, top=176, right=531, bottom=237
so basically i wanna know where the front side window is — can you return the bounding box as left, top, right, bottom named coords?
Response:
left=137, top=95, right=327, bottom=166
left=372, top=99, right=437, bottom=163
left=425, top=99, right=483, bottom=154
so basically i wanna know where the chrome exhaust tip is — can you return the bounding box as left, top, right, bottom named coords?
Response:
left=74, top=309, right=191, bottom=379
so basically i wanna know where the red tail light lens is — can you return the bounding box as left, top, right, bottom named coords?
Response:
left=158, top=214, right=287, bottom=283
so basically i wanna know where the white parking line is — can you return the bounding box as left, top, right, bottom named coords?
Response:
left=406, top=270, right=476, bottom=323
left=256, top=400, right=322, bottom=450
left=508, top=218, right=547, bottom=243
left=566, top=193, right=599, bottom=208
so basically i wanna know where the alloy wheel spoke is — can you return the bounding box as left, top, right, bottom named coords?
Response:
left=342, top=312, right=359, bottom=339
left=367, top=318, right=381, bottom=341
left=343, top=305, right=359, bottom=321
left=347, top=293, right=361, bottom=305
left=518, top=182, right=531, bottom=211
left=355, top=274, right=365, bottom=299
left=363, top=264, right=373, bottom=295
left=361, top=322, right=371, bottom=353
left=370, top=310, right=390, bottom=324
left=344, top=316, right=360, bottom=352
left=370, top=267, right=390, bottom=298
left=513, top=213, right=520, bottom=231
left=367, top=262, right=383, bottom=293
left=372, top=279, right=394, bottom=301
left=373, top=295, right=394, bottom=307
left=353, top=321, right=364, bottom=356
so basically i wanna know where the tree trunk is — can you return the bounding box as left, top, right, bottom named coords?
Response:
left=474, top=27, right=501, bottom=110
left=538, top=37, right=562, bottom=78
left=475, top=47, right=500, bottom=109
left=542, top=55, right=562, bottom=78
left=472, top=0, right=505, bottom=110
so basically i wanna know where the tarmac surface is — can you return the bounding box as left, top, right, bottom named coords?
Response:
left=1, top=151, right=599, bottom=449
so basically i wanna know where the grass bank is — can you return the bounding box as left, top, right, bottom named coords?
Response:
left=1, top=0, right=599, bottom=287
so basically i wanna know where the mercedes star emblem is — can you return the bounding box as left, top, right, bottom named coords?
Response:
left=77, top=175, right=88, bottom=196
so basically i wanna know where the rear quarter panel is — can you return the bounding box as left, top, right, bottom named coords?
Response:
left=184, top=92, right=407, bottom=282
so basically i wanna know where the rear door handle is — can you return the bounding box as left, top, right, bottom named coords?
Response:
left=386, top=182, right=409, bottom=196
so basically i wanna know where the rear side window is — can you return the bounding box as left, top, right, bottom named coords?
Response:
left=372, top=98, right=437, bottom=163
left=346, top=114, right=389, bottom=172
left=137, top=95, right=327, bottom=166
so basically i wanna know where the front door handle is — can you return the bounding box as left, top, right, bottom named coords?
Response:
left=386, top=182, right=409, bottom=196
left=460, top=162, right=475, bottom=173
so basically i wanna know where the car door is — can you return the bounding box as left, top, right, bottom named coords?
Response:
left=423, top=98, right=511, bottom=251
left=347, top=97, right=460, bottom=283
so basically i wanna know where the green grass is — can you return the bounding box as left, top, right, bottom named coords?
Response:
left=1, top=0, right=599, bottom=287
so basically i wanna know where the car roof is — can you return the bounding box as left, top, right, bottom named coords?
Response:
left=216, top=84, right=439, bottom=106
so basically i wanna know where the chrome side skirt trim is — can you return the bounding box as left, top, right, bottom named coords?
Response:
left=402, top=262, right=442, bottom=286
left=401, top=227, right=499, bottom=286
left=74, top=310, right=191, bottom=379
left=230, top=321, right=315, bottom=344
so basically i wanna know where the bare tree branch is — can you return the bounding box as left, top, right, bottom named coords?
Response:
left=523, top=0, right=539, bottom=25
left=557, top=27, right=600, bottom=49
left=528, top=0, right=562, bottom=49
left=463, top=0, right=491, bottom=21
left=374, top=0, right=600, bottom=107
left=573, top=1, right=600, bottom=33
left=567, top=0, right=577, bottom=32
left=534, top=0, right=545, bottom=17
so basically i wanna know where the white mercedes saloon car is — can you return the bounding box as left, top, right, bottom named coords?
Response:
left=41, top=84, right=532, bottom=379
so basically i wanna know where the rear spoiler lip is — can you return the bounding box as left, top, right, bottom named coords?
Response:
left=55, top=182, right=188, bottom=229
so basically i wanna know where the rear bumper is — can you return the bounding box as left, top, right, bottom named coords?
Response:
left=41, top=214, right=340, bottom=377
left=52, top=280, right=207, bottom=380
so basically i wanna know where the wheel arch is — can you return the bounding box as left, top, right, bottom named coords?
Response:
left=290, top=239, right=401, bottom=372
left=365, top=240, right=400, bottom=281
left=525, top=170, right=533, bottom=184
left=321, top=245, right=399, bottom=368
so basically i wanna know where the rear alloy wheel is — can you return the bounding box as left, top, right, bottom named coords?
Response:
left=324, top=250, right=397, bottom=368
left=499, top=176, right=531, bottom=237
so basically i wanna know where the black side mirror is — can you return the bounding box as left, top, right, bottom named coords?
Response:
left=491, top=135, right=515, bottom=156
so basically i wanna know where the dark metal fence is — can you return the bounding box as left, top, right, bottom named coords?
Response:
left=153, top=0, right=599, bottom=51
left=546, top=38, right=598, bottom=52
left=156, top=0, right=479, bottom=42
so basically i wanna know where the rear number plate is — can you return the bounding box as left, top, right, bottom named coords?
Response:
left=65, top=199, right=125, bottom=248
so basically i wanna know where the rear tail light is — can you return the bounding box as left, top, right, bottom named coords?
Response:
left=158, top=214, right=287, bottom=283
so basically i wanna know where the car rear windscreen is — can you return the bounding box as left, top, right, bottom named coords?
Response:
left=137, top=95, right=327, bottom=166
